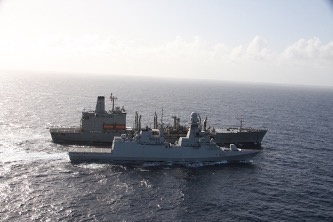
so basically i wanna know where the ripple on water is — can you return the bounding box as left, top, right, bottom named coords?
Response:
left=1, top=76, right=333, bottom=221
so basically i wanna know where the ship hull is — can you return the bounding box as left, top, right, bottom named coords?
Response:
left=68, top=145, right=260, bottom=164
left=50, top=128, right=126, bottom=144
left=51, top=128, right=267, bottom=148
left=212, top=129, right=267, bottom=148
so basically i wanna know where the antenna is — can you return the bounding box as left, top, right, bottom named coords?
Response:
left=240, top=119, right=245, bottom=129
left=161, top=108, right=164, bottom=125
left=153, top=112, right=158, bottom=129
left=110, top=93, right=118, bottom=111
left=160, top=108, right=164, bottom=137
left=236, top=115, right=245, bottom=126
left=236, top=116, right=245, bottom=131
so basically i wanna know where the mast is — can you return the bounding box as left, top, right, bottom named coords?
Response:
left=153, top=112, right=158, bottom=129
left=135, top=111, right=138, bottom=130
left=110, top=93, right=118, bottom=111
left=138, top=114, right=142, bottom=130
left=240, top=119, right=244, bottom=132
left=159, top=108, right=164, bottom=137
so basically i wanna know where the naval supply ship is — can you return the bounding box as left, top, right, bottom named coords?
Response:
left=160, top=114, right=267, bottom=148
left=50, top=94, right=128, bottom=144
left=69, top=112, right=260, bottom=164
left=50, top=93, right=267, bottom=148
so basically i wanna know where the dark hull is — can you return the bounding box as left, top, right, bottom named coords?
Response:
left=50, top=128, right=126, bottom=145
left=50, top=128, right=267, bottom=149
left=164, top=129, right=267, bottom=149
left=212, top=129, right=267, bottom=148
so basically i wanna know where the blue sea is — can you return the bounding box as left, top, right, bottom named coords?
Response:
left=0, top=73, right=332, bottom=221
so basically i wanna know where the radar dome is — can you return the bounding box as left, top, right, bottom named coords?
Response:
left=191, top=112, right=198, bottom=123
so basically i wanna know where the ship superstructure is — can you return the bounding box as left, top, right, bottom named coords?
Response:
left=50, top=94, right=128, bottom=144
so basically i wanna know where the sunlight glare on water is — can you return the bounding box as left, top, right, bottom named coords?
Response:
left=0, top=73, right=332, bottom=221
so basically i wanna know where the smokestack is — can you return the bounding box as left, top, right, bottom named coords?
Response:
left=95, top=96, right=106, bottom=114
left=172, top=116, right=176, bottom=129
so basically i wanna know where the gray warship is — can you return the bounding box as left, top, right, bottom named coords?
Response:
left=50, top=94, right=128, bottom=144
left=69, top=112, right=261, bottom=164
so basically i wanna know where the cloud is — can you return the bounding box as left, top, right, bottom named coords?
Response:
left=246, top=36, right=271, bottom=59
left=282, top=37, right=333, bottom=60
left=0, top=35, right=332, bottom=86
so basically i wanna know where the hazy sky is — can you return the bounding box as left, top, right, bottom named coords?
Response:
left=0, top=0, right=332, bottom=86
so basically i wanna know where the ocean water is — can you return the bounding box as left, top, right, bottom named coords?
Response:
left=0, top=73, right=332, bottom=221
